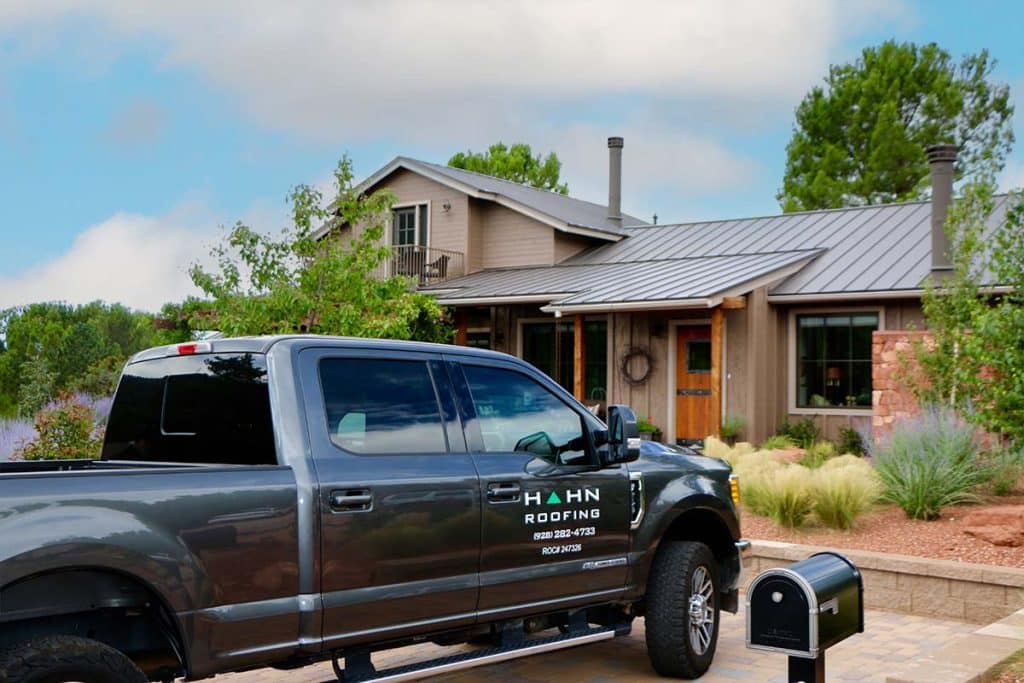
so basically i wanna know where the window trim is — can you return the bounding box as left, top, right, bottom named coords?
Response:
left=390, top=201, right=431, bottom=248
left=787, top=306, right=885, bottom=416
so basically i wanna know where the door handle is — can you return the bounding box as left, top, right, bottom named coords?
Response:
left=329, top=489, right=373, bottom=512
left=486, top=481, right=521, bottom=503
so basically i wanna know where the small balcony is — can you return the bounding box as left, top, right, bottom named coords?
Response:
left=375, top=245, right=465, bottom=287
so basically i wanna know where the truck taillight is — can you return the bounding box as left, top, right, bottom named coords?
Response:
left=177, top=341, right=212, bottom=355
left=729, top=474, right=740, bottom=507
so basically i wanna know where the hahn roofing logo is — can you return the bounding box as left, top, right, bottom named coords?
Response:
left=523, top=487, right=600, bottom=525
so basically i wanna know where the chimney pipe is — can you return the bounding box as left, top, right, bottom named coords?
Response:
left=926, top=143, right=958, bottom=274
left=607, top=136, right=623, bottom=227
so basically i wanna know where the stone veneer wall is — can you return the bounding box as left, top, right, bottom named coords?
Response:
left=872, top=330, right=932, bottom=442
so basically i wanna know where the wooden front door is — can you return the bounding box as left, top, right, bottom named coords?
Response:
left=675, top=326, right=713, bottom=442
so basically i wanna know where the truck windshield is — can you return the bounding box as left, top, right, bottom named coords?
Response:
left=102, top=353, right=277, bottom=465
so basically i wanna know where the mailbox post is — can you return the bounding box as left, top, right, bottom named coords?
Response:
left=746, top=552, right=864, bottom=683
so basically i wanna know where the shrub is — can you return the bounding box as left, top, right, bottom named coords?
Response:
left=873, top=407, right=986, bottom=520
left=732, top=451, right=782, bottom=515
left=837, top=426, right=866, bottom=456
left=799, top=441, right=836, bottom=469
left=980, top=445, right=1024, bottom=496
left=778, top=417, right=821, bottom=449
left=14, top=393, right=104, bottom=461
left=761, top=465, right=815, bottom=528
left=720, top=415, right=746, bottom=443
left=0, top=418, right=37, bottom=462
left=761, top=435, right=796, bottom=450
left=812, top=464, right=883, bottom=529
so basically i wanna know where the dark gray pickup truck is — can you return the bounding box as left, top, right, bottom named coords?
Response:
left=0, top=336, right=747, bottom=682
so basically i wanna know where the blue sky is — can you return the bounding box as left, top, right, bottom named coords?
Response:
left=0, top=1, right=1022, bottom=312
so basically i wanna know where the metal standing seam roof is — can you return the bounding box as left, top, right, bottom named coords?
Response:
left=424, top=195, right=1011, bottom=307
left=429, top=250, right=822, bottom=310
left=406, top=158, right=649, bottom=233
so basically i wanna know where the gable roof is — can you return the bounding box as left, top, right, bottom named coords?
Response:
left=425, top=194, right=1012, bottom=310
left=315, top=156, right=648, bottom=241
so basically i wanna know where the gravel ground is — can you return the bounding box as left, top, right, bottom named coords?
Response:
left=742, top=498, right=1024, bottom=569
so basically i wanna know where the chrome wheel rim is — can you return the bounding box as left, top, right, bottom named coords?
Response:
left=688, top=565, right=715, bottom=655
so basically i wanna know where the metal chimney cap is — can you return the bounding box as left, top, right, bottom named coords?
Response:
left=925, top=144, right=959, bottom=163
left=608, top=136, right=624, bottom=148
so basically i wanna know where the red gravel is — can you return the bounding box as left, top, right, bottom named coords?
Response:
left=742, top=497, right=1024, bottom=569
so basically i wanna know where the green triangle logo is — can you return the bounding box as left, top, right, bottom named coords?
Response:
left=546, top=491, right=562, bottom=505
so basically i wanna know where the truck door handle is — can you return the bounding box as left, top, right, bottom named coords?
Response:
left=486, top=482, right=521, bottom=503
left=329, top=489, right=373, bottom=512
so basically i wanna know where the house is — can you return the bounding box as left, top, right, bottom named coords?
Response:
left=324, top=140, right=1011, bottom=444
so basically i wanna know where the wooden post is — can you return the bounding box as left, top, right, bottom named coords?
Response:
left=573, top=314, right=585, bottom=402
left=455, top=309, right=468, bottom=346
left=710, top=306, right=724, bottom=436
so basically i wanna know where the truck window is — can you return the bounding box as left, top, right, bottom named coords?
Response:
left=462, top=365, right=585, bottom=463
left=102, top=353, right=277, bottom=465
left=319, top=358, right=448, bottom=455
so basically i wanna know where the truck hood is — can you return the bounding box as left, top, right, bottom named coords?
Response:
left=633, top=440, right=732, bottom=483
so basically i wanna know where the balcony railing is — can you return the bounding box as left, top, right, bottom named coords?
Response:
left=374, top=245, right=465, bottom=287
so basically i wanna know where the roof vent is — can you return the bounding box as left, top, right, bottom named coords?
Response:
left=926, top=144, right=958, bottom=275
left=607, top=137, right=623, bottom=227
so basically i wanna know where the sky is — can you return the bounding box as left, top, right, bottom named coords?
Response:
left=0, top=0, right=1022, bottom=313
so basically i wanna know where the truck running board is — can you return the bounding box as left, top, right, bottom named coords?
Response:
left=328, top=626, right=621, bottom=683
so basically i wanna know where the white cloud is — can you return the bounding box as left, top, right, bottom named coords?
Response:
left=1001, top=159, right=1024, bottom=192
left=1, top=1, right=891, bottom=144
left=0, top=204, right=216, bottom=312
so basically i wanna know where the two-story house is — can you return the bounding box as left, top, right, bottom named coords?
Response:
left=317, top=140, right=1011, bottom=445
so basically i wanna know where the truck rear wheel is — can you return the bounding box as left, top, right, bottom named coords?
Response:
left=645, top=540, right=720, bottom=679
left=0, top=635, right=147, bottom=683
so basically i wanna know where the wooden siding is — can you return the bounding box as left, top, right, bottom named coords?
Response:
left=479, top=203, right=557, bottom=268
left=554, top=232, right=593, bottom=263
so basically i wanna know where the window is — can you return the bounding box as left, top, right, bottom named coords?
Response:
left=686, top=339, right=711, bottom=373
left=391, top=203, right=428, bottom=247
left=102, top=353, right=277, bottom=465
left=319, top=358, right=447, bottom=454
left=521, top=319, right=608, bottom=400
left=466, top=331, right=491, bottom=349
left=462, top=365, right=586, bottom=464
left=796, top=313, right=879, bottom=409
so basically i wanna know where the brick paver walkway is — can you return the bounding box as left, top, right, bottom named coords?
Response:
left=210, top=604, right=975, bottom=682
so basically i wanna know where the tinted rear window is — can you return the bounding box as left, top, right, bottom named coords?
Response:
left=102, top=353, right=277, bottom=465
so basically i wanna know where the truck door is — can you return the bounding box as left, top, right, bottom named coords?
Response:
left=299, top=348, right=480, bottom=648
left=446, top=356, right=630, bottom=619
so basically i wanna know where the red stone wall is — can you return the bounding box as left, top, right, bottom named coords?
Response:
left=872, top=330, right=932, bottom=441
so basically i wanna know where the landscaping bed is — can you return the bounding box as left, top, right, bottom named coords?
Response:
left=743, top=498, right=1024, bottom=569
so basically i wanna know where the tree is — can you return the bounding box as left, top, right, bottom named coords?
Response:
left=778, top=41, right=1014, bottom=212
left=188, top=156, right=450, bottom=342
left=448, top=142, right=569, bottom=194
left=914, top=177, right=1024, bottom=441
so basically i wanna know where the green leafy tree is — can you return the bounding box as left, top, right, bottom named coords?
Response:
left=779, top=41, right=1014, bottom=212
left=914, top=178, right=1024, bottom=440
left=15, top=393, right=103, bottom=461
left=188, top=156, right=450, bottom=342
left=448, top=142, right=569, bottom=194
left=17, top=352, right=56, bottom=417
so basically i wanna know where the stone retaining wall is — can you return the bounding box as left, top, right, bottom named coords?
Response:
left=748, top=540, right=1024, bottom=624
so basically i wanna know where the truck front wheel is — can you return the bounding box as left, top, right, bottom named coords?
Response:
left=644, top=540, right=720, bottom=679
left=0, top=635, right=147, bottom=683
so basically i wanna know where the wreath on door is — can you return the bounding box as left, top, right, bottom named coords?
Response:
left=619, top=346, right=654, bottom=386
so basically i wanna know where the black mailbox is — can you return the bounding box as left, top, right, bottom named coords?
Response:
left=746, top=551, right=863, bottom=659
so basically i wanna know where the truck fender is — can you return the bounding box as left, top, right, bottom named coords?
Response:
left=0, top=505, right=212, bottom=616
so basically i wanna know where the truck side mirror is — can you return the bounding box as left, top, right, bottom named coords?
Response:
left=604, top=405, right=641, bottom=465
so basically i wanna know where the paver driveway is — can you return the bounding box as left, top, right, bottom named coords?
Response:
left=210, top=603, right=975, bottom=682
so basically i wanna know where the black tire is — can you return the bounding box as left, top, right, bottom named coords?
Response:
left=0, top=635, right=147, bottom=683
left=644, top=541, right=720, bottom=679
